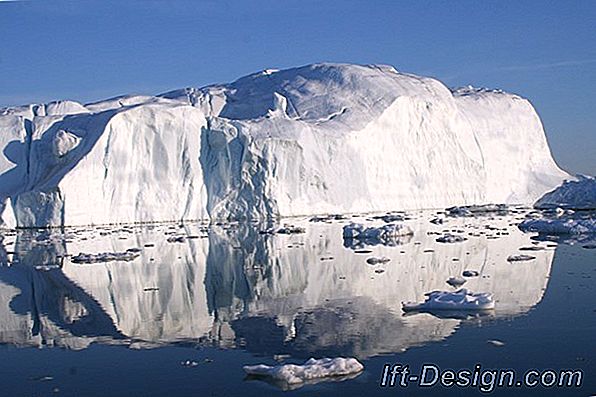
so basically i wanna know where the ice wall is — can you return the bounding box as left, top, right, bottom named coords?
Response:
left=0, top=63, right=568, bottom=227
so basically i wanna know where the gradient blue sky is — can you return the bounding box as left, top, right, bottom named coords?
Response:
left=0, top=0, right=594, bottom=174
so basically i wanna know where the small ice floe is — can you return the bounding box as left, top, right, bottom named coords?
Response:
left=277, top=225, right=306, bottom=234
left=260, top=225, right=306, bottom=235
left=71, top=250, right=141, bottom=264
left=366, top=256, right=390, bottom=265
left=519, top=217, right=596, bottom=235
left=309, top=214, right=346, bottom=223
left=507, top=254, right=536, bottom=262
left=243, top=357, right=364, bottom=387
left=435, top=234, right=467, bottom=243
left=487, top=339, right=505, bottom=347
left=371, top=213, right=404, bottom=223
left=30, top=375, right=54, bottom=382
left=446, top=276, right=467, bottom=287
left=462, top=270, right=480, bottom=277
left=181, top=360, right=199, bottom=367
left=343, top=222, right=413, bottom=247
left=446, top=204, right=508, bottom=217
left=34, top=264, right=61, bottom=271
left=518, top=246, right=544, bottom=251
left=402, top=289, right=495, bottom=312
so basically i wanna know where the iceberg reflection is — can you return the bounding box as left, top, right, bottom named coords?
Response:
left=0, top=211, right=554, bottom=358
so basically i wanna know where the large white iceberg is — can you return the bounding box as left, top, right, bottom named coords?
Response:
left=0, top=63, right=568, bottom=227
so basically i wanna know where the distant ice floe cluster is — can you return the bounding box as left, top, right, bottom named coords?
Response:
left=517, top=174, right=596, bottom=241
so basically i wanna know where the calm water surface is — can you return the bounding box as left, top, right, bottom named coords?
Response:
left=0, top=209, right=593, bottom=396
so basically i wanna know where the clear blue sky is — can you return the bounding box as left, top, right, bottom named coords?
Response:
left=0, top=0, right=594, bottom=174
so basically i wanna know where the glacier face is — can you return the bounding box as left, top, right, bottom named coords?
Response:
left=0, top=63, right=567, bottom=227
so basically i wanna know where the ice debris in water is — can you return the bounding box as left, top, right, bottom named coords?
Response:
left=71, top=250, right=141, bottom=264
left=487, top=339, right=506, bottom=347
left=260, top=225, right=306, bottom=235
left=436, top=234, right=467, bottom=243
left=343, top=222, right=413, bottom=245
left=167, top=236, right=186, bottom=243
left=446, top=276, right=467, bottom=287
left=518, top=217, right=596, bottom=235
left=277, top=225, right=306, bottom=235
left=446, top=204, right=509, bottom=217
left=462, top=270, right=480, bottom=277
left=534, top=175, right=596, bottom=210
left=366, top=256, right=391, bottom=265
left=309, top=214, right=347, bottom=223
left=243, top=357, right=364, bottom=385
left=507, top=254, right=536, bottom=262
left=402, top=289, right=495, bottom=311
left=371, top=213, right=404, bottom=223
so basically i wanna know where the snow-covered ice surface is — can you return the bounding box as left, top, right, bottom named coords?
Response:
left=534, top=175, right=596, bottom=210
left=0, top=63, right=567, bottom=228
left=243, top=357, right=363, bottom=388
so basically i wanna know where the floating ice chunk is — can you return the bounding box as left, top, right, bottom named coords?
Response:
left=310, top=214, right=346, bottom=223
left=446, top=276, right=467, bottom=287
left=506, top=254, right=535, bottom=262
left=487, top=339, right=505, bottom=347
left=447, top=204, right=509, bottom=217
left=243, top=357, right=364, bottom=385
left=371, top=213, right=404, bottom=223
left=402, top=289, right=495, bottom=311
left=276, top=225, right=306, bottom=235
left=436, top=234, right=467, bottom=243
left=342, top=223, right=364, bottom=239
left=519, top=217, right=596, bottom=235
left=260, top=225, right=306, bottom=235
left=534, top=175, right=596, bottom=210
left=366, top=256, right=390, bottom=265
left=343, top=223, right=413, bottom=243
left=462, top=270, right=480, bottom=277
left=71, top=250, right=141, bottom=264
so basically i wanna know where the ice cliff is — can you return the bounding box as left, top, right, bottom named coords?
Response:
left=0, top=63, right=567, bottom=227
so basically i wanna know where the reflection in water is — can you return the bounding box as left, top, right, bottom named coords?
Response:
left=0, top=211, right=554, bottom=359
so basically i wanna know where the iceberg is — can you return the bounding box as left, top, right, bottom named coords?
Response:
left=243, top=357, right=364, bottom=386
left=534, top=175, right=596, bottom=210
left=0, top=63, right=568, bottom=228
left=518, top=217, right=596, bottom=235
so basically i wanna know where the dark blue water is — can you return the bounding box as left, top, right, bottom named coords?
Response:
left=0, top=212, right=593, bottom=396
